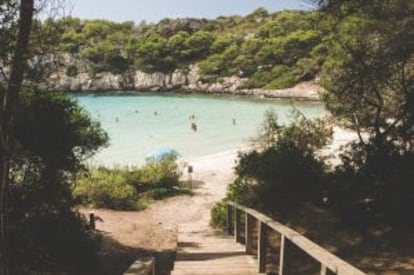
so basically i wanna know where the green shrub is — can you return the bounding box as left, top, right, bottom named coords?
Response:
left=88, top=64, right=105, bottom=78
left=210, top=200, right=227, bottom=228
left=145, top=187, right=192, bottom=200
left=211, top=110, right=332, bottom=226
left=66, top=64, right=78, bottom=77
left=265, top=71, right=297, bottom=89
left=132, top=158, right=181, bottom=190
left=10, top=210, right=101, bottom=274
left=74, top=168, right=138, bottom=210
left=74, top=159, right=182, bottom=210
left=328, top=142, right=414, bottom=226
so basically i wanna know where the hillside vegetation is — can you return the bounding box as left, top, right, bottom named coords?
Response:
left=44, top=8, right=326, bottom=89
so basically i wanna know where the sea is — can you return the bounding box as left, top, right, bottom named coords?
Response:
left=74, top=92, right=326, bottom=166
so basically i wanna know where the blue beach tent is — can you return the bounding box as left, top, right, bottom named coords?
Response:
left=145, top=147, right=181, bottom=162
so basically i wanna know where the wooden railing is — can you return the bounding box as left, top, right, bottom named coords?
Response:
left=123, top=257, right=155, bottom=275
left=227, top=201, right=366, bottom=275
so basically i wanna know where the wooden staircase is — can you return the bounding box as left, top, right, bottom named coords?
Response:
left=171, top=225, right=257, bottom=275
left=171, top=201, right=366, bottom=275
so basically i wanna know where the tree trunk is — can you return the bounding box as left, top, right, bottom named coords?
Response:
left=0, top=1, right=34, bottom=274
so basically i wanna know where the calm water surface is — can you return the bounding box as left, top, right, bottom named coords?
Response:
left=74, top=92, right=326, bottom=166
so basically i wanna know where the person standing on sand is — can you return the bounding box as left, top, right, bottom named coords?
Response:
left=191, top=122, right=197, bottom=132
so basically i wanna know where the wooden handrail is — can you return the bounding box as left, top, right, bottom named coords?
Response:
left=227, top=201, right=366, bottom=275
left=123, top=257, right=155, bottom=275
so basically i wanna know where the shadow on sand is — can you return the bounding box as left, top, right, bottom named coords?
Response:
left=93, top=232, right=176, bottom=275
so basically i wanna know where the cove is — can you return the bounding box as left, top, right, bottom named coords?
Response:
left=74, top=92, right=326, bottom=166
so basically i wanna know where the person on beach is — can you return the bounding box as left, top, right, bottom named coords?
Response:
left=191, top=122, right=197, bottom=132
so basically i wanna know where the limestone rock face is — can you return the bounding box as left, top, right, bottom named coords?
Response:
left=134, top=71, right=167, bottom=90
left=51, top=72, right=131, bottom=91
left=171, top=70, right=187, bottom=87
left=49, top=60, right=320, bottom=99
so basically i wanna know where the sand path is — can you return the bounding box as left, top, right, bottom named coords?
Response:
left=84, top=128, right=359, bottom=274
left=88, top=149, right=240, bottom=253
left=89, top=126, right=358, bottom=252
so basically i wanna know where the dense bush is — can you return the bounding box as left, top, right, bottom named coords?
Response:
left=327, top=142, right=414, bottom=226
left=211, top=110, right=332, bottom=227
left=74, top=168, right=138, bottom=210
left=131, top=157, right=181, bottom=190
left=9, top=90, right=108, bottom=273
left=10, top=210, right=100, bottom=274
left=74, top=158, right=183, bottom=210
left=316, top=0, right=414, bottom=227
left=66, top=64, right=78, bottom=77
left=42, top=9, right=325, bottom=87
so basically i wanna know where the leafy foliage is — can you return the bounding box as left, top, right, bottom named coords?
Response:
left=211, top=111, right=332, bottom=227
left=74, top=168, right=138, bottom=210
left=74, top=158, right=183, bottom=210
left=316, top=0, right=414, bottom=226
left=9, top=90, right=109, bottom=273
left=328, top=142, right=414, bottom=225
left=41, top=9, right=326, bottom=88
left=253, top=109, right=333, bottom=152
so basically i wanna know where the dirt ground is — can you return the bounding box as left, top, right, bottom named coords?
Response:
left=81, top=131, right=414, bottom=275
left=80, top=149, right=240, bottom=274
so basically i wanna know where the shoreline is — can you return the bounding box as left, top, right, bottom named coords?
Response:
left=55, top=65, right=322, bottom=101
left=71, top=88, right=322, bottom=102
left=183, top=126, right=359, bottom=173
left=85, top=126, right=358, bottom=169
left=70, top=87, right=321, bottom=101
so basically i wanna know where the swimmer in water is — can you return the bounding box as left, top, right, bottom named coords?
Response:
left=232, top=118, right=236, bottom=126
left=191, top=122, right=197, bottom=132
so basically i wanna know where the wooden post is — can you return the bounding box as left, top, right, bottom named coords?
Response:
left=187, top=165, right=193, bottom=189
left=89, top=212, right=95, bottom=230
left=151, top=258, right=156, bottom=275
left=320, top=264, right=327, bottom=275
left=245, top=213, right=253, bottom=254
left=226, top=203, right=233, bottom=235
left=234, top=208, right=241, bottom=243
left=278, top=235, right=285, bottom=275
left=258, top=221, right=268, bottom=273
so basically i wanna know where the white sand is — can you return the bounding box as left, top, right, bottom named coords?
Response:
left=319, top=126, right=364, bottom=167
left=88, top=127, right=359, bottom=251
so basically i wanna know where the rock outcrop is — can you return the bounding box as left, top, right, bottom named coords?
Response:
left=49, top=60, right=320, bottom=100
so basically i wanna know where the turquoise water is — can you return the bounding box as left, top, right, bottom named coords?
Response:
left=74, top=93, right=326, bottom=166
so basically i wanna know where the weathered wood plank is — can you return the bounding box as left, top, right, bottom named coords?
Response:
left=123, top=257, right=155, bottom=275
left=279, top=234, right=286, bottom=275
left=228, top=201, right=365, bottom=275
left=258, top=221, right=268, bottom=273
left=235, top=208, right=242, bottom=243
left=172, top=226, right=257, bottom=275
left=226, top=203, right=233, bottom=235
left=245, top=213, right=254, bottom=255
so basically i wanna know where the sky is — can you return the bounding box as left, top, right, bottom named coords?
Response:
left=68, top=0, right=315, bottom=23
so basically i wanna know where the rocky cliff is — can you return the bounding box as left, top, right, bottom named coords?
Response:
left=48, top=58, right=320, bottom=100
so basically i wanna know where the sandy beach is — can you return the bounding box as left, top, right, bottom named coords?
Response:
left=85, top=149, right=243, bottom=273
left=89, top=126, right=358, bottom=249
left=89, top=149, right=242, bottom=250
left=84, top=127, right=360, bottom=275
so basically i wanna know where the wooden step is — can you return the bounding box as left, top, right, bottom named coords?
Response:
left=172, top=227, right=257, bottom=275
